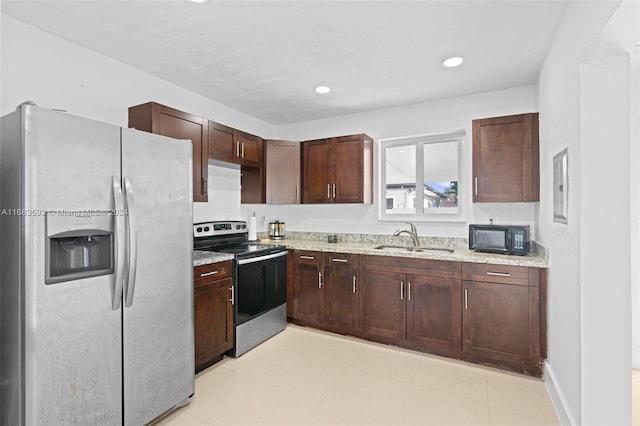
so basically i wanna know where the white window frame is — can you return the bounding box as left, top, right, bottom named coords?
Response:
left=378, top=131, right=465, bottom=222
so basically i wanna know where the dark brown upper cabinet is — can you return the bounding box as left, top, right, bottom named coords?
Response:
left=265, top=140, right=301, bottom=204
left=472, top=113, right=539, bottom=202
left=208, top=120, right=265, bottom=204
left=301, top=134, right=373, bottom=204
left=208, top=121, right=236, bottom=164
left=128, top=102, right=209, bottom=202
left=208, top=120, right=263, bottom=168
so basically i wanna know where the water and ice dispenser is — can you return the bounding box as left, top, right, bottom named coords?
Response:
left=45, top=213, right=114, bottom=284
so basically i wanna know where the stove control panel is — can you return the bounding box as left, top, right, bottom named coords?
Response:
left=194, top=221, right=247, bottom=237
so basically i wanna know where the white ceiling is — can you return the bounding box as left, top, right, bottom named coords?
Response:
left=1, top=0, right=567, bottom=125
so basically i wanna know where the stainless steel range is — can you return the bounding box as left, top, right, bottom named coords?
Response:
left=193, top=221, right=288, bottom=357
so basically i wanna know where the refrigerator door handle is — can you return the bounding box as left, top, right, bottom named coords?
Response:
left=123, top=177, right=138, bottom=307
left=112, top=176, right=126, bottom=310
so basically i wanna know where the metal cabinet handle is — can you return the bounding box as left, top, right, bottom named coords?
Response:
left=203, top=178, right=208, bottom=195
left=200, top=270, right=219, bottom=277
left=236, top=141, right=240, bottom=157
left=327, top=183, right=331, bottom=199
left=486, top=272, right=511, bottom=277
left=318, top=271, right=323, bottom=288
left=464, top=288, right=468, bottom=309
left=408, top=281, right=411, bottom=301
left=332, top=258, right=348, bottom=263
left=230, top=286, right=234, bottom=305
left=241, top=142, right=245, bottom=158
left=400, top=281, right=404, bottom=300
left=352, top=276, right=357, bottom=293
left=296, top=185, right=299, bottom=201
left=333, top=183, right=336, bottom=199
left=474, top=177, right=478, bottom=196
left=300, top=255, right=315, bottom=260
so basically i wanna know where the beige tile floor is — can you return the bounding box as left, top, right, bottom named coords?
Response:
left=157, top=324, right=623, bottom=426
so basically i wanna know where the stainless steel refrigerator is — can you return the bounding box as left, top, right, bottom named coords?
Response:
left=0, top=103, right=195, bottom=425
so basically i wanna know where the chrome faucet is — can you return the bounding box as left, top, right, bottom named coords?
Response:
left=393, top=222, right=420, bottom=247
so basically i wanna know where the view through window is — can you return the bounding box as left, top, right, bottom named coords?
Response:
left=381, top=132, right=462, bottom=220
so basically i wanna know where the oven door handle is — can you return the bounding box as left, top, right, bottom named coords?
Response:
left=237, top=251, right=287, bottom=265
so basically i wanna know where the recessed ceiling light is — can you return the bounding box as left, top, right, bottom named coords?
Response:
left=190, top=0, right=208, bottom=3
left=443, top=57, right=464, bottom=68
left=314, top=86, right=331, bottom=94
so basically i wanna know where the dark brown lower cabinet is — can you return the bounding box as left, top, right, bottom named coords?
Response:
left=406, top=274, right=462, bottom=354
left=462, top=263, right=544, bottom=376
left=289, top=251, right=546, bottom=377
left=360, top=269, right=462, bottom=355
left=463, top=280, right=530, bottom=354
left=360, top=270, right=405, bottom=342
left=291, top=251, right=359, bottom=334
left=360, top=255, right=462, bottom=355
left=194, top=261, right=233, bottom=372
left=291, top=251, right=323, bottom=327
left=323, top=253, right=359, bottom=333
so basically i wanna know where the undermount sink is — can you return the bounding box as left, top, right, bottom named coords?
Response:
left=372, top=245, right=454, bottom=254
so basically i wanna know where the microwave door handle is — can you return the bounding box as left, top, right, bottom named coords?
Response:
left=123, top=177, right=138, bottom=307
left=111, top=176, right=126, bottom=310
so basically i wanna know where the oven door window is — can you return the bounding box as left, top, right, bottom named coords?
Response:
left=236, top=254, right=287, bottom=325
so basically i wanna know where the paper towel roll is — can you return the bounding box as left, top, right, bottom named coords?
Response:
left=248, top=216, right=257, bottom=241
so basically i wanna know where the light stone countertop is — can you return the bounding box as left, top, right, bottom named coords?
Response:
left=193, top=250, right=234, bottom=267
left=261, top=232, right=549, bottom=269
left=192, top=232, right=549, bottom=268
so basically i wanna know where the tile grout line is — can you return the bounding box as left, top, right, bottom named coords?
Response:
left=484, top=367, right=492, bottom=426
left=394, top=353, right=427, bottom=425
left=299, top=339, right=370, bottom=426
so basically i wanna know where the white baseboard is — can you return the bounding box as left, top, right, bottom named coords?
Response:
left=544, top=361, right=579, bottom=426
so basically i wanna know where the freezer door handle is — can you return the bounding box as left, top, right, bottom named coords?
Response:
left=112, top=176, right=126, bottom=310
left=123, top=177, right=138, bottom=307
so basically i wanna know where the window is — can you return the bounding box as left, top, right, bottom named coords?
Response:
left=380, top=131, right=463, bottom=220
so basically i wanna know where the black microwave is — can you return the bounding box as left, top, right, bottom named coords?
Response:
left=469, top=224, right=530, bottom=256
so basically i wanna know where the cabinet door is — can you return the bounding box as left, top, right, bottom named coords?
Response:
left=265, top=140, right=301, bottom=204
left=462, top=280, right=531, bottom=363
left=360, top=270, right=405, bottom=342
left=324, top=254, right=358, bottom=333
left=302, top=139, right=332, bottom=204
left=472, top=113, right=539, bottom=202
left=334, top=135, right=364, bottom=203
left=209, top=121, right=239, bottom=164
left=157, top=109, right=209, bottom=203
left=240, top=132, right=263, bottom=167
left=292, top=259, right=324, bottom=326
left=406, top=275, right=461, bottom=352
left=128, top=103, right=209, bottom=202
left=194, top=276, right=233, bottom=370
left=241, top=166, right=265, bottom=204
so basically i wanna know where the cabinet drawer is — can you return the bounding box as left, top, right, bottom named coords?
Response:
left=462, top=263, right=529, bottom=286
left=324, top=252, right=358, bottom=268
left=364, top=255, right=460, bottom=279
left=294, top=250, right=322, bottom=265
left=194, top=260, right=232, bottom=285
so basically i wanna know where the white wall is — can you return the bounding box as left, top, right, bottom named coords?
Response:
left=193, top=162, right=242, bottom=223
left=242, top=86, right=539, bottom=237
left=537, top=1, right=635, bottom=424
left=1, top=15, right=278, bottom=226
left=0, top=15, right=275, bottom=148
